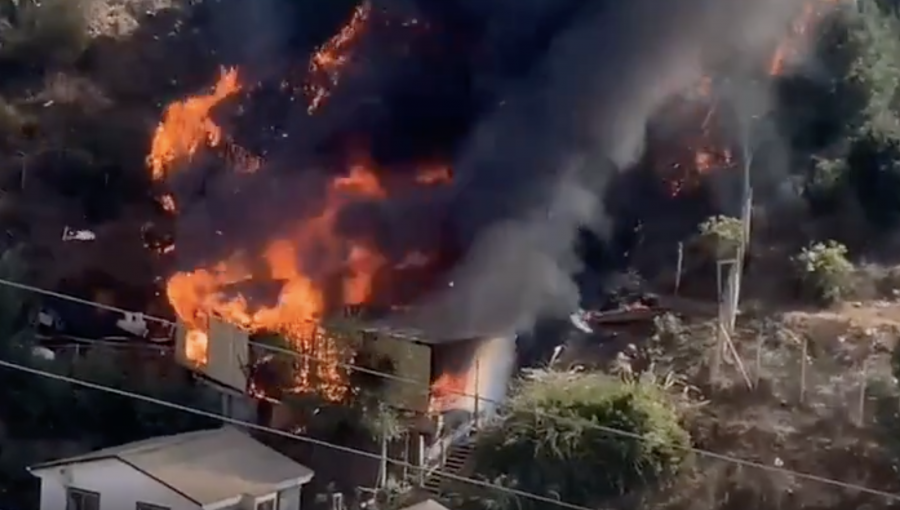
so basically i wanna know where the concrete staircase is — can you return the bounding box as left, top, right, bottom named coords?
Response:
left=422, top=439, right=476, bottom=496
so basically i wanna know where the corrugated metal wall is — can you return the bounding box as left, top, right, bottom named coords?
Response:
left=175, top=318, right=249, bottom=392
left=359, top=333, right=431, bottom=413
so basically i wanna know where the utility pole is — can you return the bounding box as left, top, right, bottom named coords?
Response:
left=712, top=112, right=755, bottom=386
left=726, top=120, right=754, bottom=334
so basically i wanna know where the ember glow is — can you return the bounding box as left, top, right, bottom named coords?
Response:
left=662, top=90, right=734, bottom=198
left=415, top=165, right=453, bottom=186
left=306, top=1, right=371, bottom=114
left=429, top=371, right=467, bottom=413
left=769, top=0, right=841, bottom=76
left=664, top=0, right=838, bottom=196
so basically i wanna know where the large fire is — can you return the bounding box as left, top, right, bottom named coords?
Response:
left=146, top=4, right=447, bottom=403
left=163, top=164, right=387, bottom=401
left=146, top=0, right=843, bottom=412
left=150, top=66, right=439, bottom=400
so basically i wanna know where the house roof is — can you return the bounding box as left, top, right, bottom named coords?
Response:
left=401, top=499, right=451, bottom=510
left=29, top=426, right=314, bottom=506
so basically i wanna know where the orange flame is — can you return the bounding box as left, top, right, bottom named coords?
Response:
left=769, top=0, right=840, bottom=75
left=306, top=2, right=371, bottom=114
left=148, top=57, right=454, bottom=401
left=148, top=67, right=241, bottom=181
left=164, top=165, right=388, bottom=400
left=428, top=371, right=468, bottom=413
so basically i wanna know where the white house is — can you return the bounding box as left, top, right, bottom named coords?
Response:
left=400, top=499, right=451, bottom=510
left=28, top=426, right=315, bottom=510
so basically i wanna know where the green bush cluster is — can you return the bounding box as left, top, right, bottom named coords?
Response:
left=793, top=240, right=854, bottom=304
left=471, top=369, right=691, bottom=510
left=697, top=215, right=744, bottom=260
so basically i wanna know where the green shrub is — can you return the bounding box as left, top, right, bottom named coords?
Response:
left=793, top=240, right=854, bottom=304
left=471, top=369, right=691, bottom=510
left=697, top=215, right=743, bottom=260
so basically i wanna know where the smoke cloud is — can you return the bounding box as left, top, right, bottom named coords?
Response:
left=173, top=0, right=816, bottom=338
left=390, top=0, right=812, bottom=337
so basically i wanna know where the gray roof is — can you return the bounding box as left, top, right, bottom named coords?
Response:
left=401, top=499, right=451, bottom=510
left=29, top=427, right=314, bottom=505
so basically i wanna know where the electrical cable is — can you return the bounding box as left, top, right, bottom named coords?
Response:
left=3, top=277, right=900, bottom=500
left=0, top=357, right=593, bottom=510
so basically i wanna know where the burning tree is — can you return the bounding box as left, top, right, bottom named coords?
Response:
left=467, top=369, right=691, bottom=510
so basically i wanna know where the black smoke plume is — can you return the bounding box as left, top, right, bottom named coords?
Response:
left=170, top=0, right=818, bottom=337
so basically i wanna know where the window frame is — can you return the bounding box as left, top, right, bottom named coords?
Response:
left=255, top=494, right=277, bottom=510
left=65, top=487, right=100, bottom=510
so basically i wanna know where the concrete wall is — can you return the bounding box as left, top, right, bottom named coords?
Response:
left=452, top=334, right=517, bottom=417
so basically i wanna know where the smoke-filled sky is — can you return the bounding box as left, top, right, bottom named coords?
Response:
left=184, top=0, right=819, bottom=339
left=387, top=0, right=814, bottom=338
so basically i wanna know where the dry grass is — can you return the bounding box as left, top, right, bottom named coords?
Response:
left=612, top=302, right=900, bottom=510
left=82, top=0, right=184, bottom=39
left=28, top=72, right=111, bottom=109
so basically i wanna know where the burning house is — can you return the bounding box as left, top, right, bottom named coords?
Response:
left=103, top=0, right=849, bottom=489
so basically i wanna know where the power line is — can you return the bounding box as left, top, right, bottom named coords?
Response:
left=0, top=357, right=592, bottom=510
left=3, top=277, right=900, bottom=500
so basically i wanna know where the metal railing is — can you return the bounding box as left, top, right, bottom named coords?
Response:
left=420, top=407, right=499, bottom=481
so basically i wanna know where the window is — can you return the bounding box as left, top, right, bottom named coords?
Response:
left=277, top=487, right=301, bottom=510
left=256, top=497, right=276, bottom=510
left=65, top=488, right=99, bottom=510
left=136, top=503, right=170, bottom=510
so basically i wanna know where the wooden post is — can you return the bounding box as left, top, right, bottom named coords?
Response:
left=378, top=427, right=387, bottom=489
left=720, top=322, right=753, bottom=389
left=755, top=332, right=764, bottom=388
left=402, top=433, right=409, bottom=481
left=857, top=358, right=868, bottom=426
left=724, top=125, right=754, bottom=339
left=473, top=357, right=480, bottom=431
left=799, top=336, right=808, bottom=404
left=417, top=435, right=425, bottom=485
left=711, top=261, right=726, bottom=384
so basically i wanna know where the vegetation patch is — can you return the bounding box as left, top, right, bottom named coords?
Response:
left=469, top=369, right=691, bottom=510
